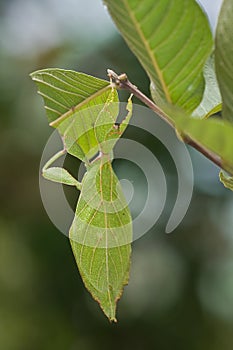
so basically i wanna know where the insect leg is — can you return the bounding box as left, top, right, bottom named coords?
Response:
left=42, top=149, right=82, bottom=190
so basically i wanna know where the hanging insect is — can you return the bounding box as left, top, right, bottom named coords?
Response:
left=31, top=68, right=133, bottom=321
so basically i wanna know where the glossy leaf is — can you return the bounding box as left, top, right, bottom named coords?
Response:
left=215, top=0, right=233, bottom=122
left=192, top=55, right=222, bottom=119
left=104, top=0, right=213, bottom=112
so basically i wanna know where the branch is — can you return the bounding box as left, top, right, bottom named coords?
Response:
left=107, top=69, right=225, bottom=173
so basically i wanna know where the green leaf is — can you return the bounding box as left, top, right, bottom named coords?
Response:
left=104, top=0, right=213, bottom=112
left=192, top=55, right=222, bottom=119
left=174, top=115, right=233, bottom=174
left=219, top=170, right=233, bottom=191
left=215, top=0, right=233, bottom=122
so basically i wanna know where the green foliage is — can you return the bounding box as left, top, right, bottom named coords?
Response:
left=102, top=0, right=233, bottom=185
left=104, top=0, right=213, bottom=112
left=216, top=0, right=233, bottom=122
left=31, top=69, right=133, bottom=321
left=31, top=0, right=233, bottom=322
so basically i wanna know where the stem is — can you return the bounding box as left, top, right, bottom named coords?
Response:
left=107, top=70, right=225, bottom=173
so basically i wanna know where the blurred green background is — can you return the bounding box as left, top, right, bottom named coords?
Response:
left=1, top=1, right=233, bottom=349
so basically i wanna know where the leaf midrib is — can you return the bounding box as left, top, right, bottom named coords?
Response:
left=122, top=0, right=171, bottom=102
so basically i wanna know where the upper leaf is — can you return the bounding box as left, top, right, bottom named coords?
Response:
left=104, top=0, right=213, bottom=112
left=215, top=0, right=233, bottom=122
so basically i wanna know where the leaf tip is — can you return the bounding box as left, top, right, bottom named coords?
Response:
left=109, top=316, right=117, bottom=323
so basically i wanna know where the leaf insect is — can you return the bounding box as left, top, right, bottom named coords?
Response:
left=31, top=69, right=133, bottom=322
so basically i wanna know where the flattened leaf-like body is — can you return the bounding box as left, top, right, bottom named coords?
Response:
left=31, top=68, right=133, bottom=321
left=70, top=159, right=132, bottom=321
left=30, top=68, right=111, bottom=123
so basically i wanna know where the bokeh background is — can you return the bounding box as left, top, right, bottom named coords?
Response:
left=1, top=0, right=233, bottom=349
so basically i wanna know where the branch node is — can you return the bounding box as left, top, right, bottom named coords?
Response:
left=107, top=69, right=128, bottom=88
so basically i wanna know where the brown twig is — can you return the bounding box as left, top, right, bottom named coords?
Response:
left=107, top=69, right=226, bottom=173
